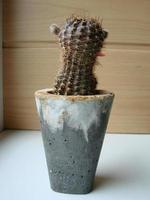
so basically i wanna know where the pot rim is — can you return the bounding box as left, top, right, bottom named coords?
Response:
left=35, top=88, right=114, bottom=101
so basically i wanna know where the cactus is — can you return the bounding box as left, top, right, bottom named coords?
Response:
left=50, top=15, right=108, bottom=95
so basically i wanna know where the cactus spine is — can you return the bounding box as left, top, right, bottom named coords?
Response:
left=50, top=16, right=108, bottom=95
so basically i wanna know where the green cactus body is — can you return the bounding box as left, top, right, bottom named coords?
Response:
left=50, top=16, right=108, bottom=95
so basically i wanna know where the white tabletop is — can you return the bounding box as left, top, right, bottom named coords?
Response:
left=0, top=130, right=150, bottom=200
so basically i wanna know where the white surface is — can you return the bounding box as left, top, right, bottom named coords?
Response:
left=0, top=0, right=3, bottom=131
left=0, top=130, right=150, bottom=200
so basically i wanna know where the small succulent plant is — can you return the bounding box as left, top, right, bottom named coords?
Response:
left=50, top=15, right=108, bottom=95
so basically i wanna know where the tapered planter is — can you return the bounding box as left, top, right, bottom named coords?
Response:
left=35, top=88, right=114, bottom=194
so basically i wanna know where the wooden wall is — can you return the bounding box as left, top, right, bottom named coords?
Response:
left=3, top=0, right=150, bottom=133
left=0, top=0, right=3, bottom=131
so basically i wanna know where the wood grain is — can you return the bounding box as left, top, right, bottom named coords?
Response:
left=3, top=0, right=150, bottom=45
left=3, top=46, right=150, bottom=133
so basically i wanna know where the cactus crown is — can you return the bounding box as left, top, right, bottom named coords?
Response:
left=50, top=15, right=108, bottom=95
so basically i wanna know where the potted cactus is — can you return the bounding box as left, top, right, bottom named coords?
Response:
left=35, top=15, right=114, bottom=194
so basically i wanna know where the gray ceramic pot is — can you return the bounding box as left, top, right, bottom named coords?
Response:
left=35, top=88, right=114, bottom=194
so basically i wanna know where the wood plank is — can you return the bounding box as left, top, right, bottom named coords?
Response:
left=0, top=0, right=3, bottom=131
left=4, top=41, right=150, bottom=51
left=3, top=46, right=60, bottom=129
left=3, top=0, right=150, bottom=45
left=3, top=45, right=150, bottom=133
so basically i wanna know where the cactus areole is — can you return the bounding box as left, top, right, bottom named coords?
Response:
left=50, top=16, right=108, bottom=96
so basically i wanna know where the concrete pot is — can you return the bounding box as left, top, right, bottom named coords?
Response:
left=35, top=88, right=114, bottom=194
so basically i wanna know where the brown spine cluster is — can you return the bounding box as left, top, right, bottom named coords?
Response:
left=50, top=16, right=108, bottom=95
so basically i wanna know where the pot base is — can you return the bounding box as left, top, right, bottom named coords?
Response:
left=51, top=188, right=93, bottom=194
left=50, top=179, right=94, bottom=194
